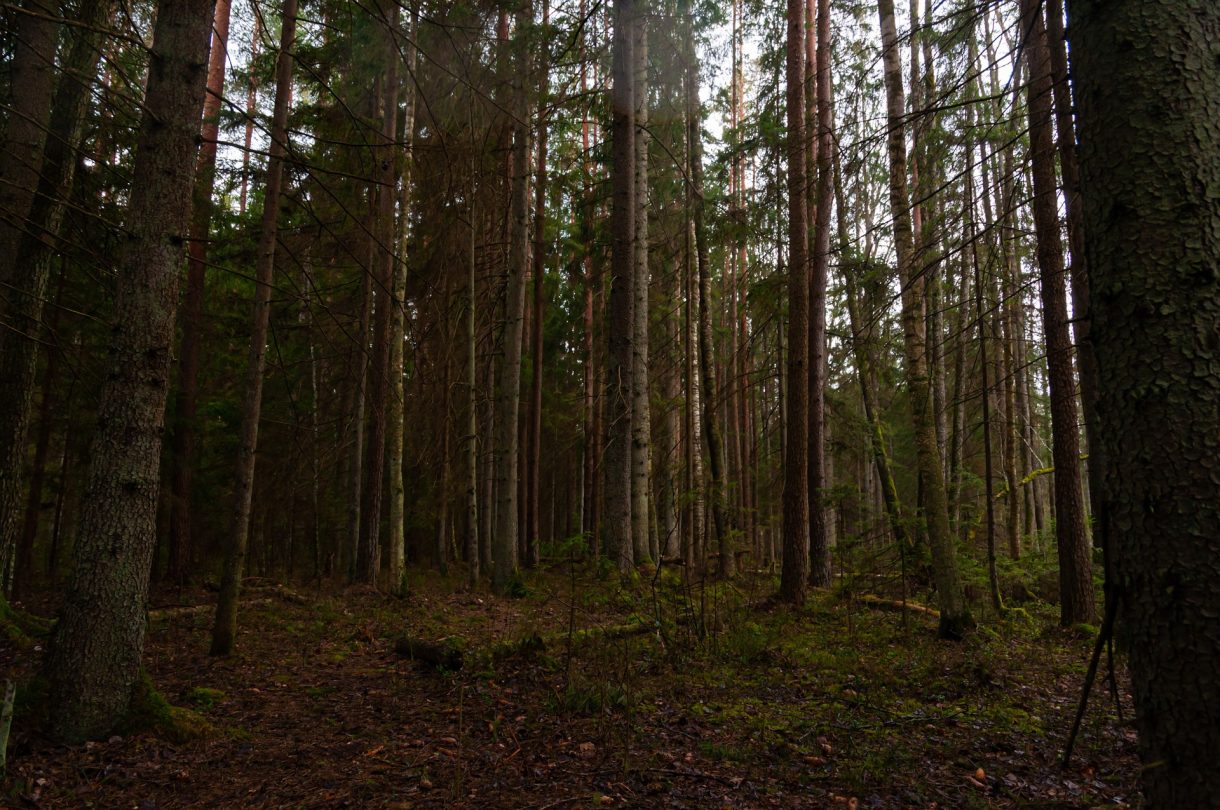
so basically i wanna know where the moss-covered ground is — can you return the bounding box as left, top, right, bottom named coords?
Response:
left=1, top=565, right=1137, bottom=807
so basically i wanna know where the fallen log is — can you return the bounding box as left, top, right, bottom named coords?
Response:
left=394, top=621, right=655, bottom=671
left=857, top=594, right=940, bottom=618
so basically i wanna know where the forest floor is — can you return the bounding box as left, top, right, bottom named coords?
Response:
left=4, top=565, right=1138, bottom=808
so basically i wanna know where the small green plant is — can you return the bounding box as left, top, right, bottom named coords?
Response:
left=182, top=686, right=226, bottom=712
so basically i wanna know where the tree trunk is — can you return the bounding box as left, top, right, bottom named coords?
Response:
left=1069, top=0, right=1220, bottom=801
left=211, top=0, right=299, bottom=656
left=0, top=0, right=109, bottom=592
left=630, top=4, right=653, bottom=567
left=493, top=1, right=534, bottom=593
left=876, top=0, right=971, bottom=638
left=526, top=8, right=550, bottom=568
left=603, top=0, right=636, bottom=575
left=166, top=0, right=233, bottom=586
left=1019, top=0, right=1094, bottom=627
left=779, top=0, right=810, bottom=603
left=806, top=0, right=833, bottom=587
left=46, top=0, right=213, bottom=742
left=388, top=8, right=419, bottom=596
left=356, top=4, right=402, bottom=586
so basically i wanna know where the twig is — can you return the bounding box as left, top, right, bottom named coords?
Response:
left=1063, top=589, right=1119, bottom=767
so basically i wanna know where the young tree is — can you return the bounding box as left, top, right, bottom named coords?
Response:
left=45, top=0, right=214, bottom=742
left=211, top=0, right=300, bottom=656
left=1069, top=0, right=1220, bottom=801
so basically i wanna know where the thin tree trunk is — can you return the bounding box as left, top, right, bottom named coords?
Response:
left=779, top=0, right=810, bottom=603
left=806, top=0, right=833, bottom=587
left=526, top=9, right=549, bottom=568
left=46, top=0, right=213, bottom=742
left=0, top=0, right=109, bottom=592
left=876, top=0, right=971, bottom=638
left=211, top=0, right=299, bottom=656
left=167, top=0, right=234, bottom=586
left=630, top=4, right=653, bottom=567
left=356, top=4, right=402, bottom=586
left=1019, top=0, right=1094, bottom=627
left=388, top=8, right=419, bottom=596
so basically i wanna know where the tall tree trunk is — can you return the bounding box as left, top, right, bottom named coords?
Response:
left=806, top=0, right=833, bottom=587
left=166, top=0, right=234, bottom=586
left=1018, top=0, right=1094, bottom=627
left=356, top=4, right=402, bottom=586
left=239, top=16, right=260, bottom=216
left=876, top=0, right=971, bottom=638
left=465, top=171, right=480, bottom=584
left=526, top=5, right=550, bottom=568
left=1069, top=0, right=1220, bottom=801
left=0, top=0, right=58, bottom=308
left=388, top=8, right=419, bottom=596
left=603, top=0, right=636, bottom=575
left=46, top=0, right=214, bottom=742
left=630, top=4, right=653, bottom=567
left=779, top=0, right=810, bottom=603
left=211, top=0, right=299, bottom=656
left=0, top=0, right=109, bottom=593
left=493, top=1, right=534, bottom=592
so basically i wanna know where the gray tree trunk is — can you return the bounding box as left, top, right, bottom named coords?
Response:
left=1069, top=0, right=1220, bottom=801
left=46, top=0, right=214, bottom=742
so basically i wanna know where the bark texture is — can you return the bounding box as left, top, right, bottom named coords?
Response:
left=46, top=0, right=213, bottom=742
left=1069, top=0, right=1220, bottom=801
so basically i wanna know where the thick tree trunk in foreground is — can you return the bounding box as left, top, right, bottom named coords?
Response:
left=603, top=0, right=636, bottom=574
left=779, top=0, right=810, bottom=604
left=876, top=0, right=971, bottom=638
left=1069, top=0, right=1220, bottom=801
left=630, top=6, right=653, bottom=567
left=1019, top=0, right=1095, bottom=627
left=46, top=0, right=213, bottom=742
left=211, top=0, right=298, bottom=656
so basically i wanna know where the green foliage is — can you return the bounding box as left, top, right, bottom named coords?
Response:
left=181, top=687, right=226, bottom=712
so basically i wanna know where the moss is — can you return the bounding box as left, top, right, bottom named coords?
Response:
left=182, top=686, right=226, bottom=712
left=121, top=670, right=215, bottom=743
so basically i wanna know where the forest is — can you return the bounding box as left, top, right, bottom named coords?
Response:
left=0, top=0, right=1216, bottom=805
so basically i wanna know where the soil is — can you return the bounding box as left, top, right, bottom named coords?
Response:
left=1, top=568, right=1139, bottom=808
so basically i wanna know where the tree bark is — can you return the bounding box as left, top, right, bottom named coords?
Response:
left=166, top=0, right=233, bottom=586
left=211, top=0, right=298, bottom=656
left=779, top=0, right=810, bottom=603
left=1069, top=0, right=1220, bottom=801
left=876, top=0, right=971, bottom=638
left=603, top=0, right=636, bottom=575
left=630, top=4, right=653, bottom=567
left=46, top=0, right=213, bottom=742
left=1019, top=0, right=1094, bottom=627
left=356, top=3, right=402, bottom=586
left=493, top=1, right=534, bottom=592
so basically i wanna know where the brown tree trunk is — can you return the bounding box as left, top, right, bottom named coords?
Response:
left=46, top=0, right=214, bottom=742
left=1019, top=0, right=1094, bottom=627
left=806, top=0, right=833, bottom=587
left=356, top=4, right=402, bottom=585
left=166, top=0, right=233, bottom=586
left=779, top=0, right=810, bottom=603
left=630, top=5, right=653, bottom=567
left=211, top=0, right=299, bottom=656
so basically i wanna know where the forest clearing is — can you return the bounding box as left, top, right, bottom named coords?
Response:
left=5, top=569, right=1137, bottom=807
left=0, top=0, right=1215, bottom=805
